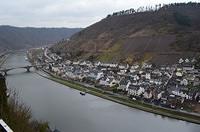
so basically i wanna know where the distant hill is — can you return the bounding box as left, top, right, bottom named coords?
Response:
left=0, top=25, right=82, bottom=52
left=51, top=2, right=200, bottom=65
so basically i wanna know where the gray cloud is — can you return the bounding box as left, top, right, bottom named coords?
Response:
left=0, top=0, right=199, bottom=28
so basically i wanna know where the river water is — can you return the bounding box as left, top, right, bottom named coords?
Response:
left=2, top=53, right=200, bottom=132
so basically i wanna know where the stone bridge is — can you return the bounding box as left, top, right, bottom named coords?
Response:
left=0, top=64, right=47, bottom=75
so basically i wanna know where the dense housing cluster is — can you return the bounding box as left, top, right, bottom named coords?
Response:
left=29, top=48, right=200, bottom=113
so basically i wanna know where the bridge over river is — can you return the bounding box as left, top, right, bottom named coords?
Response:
left=0, top=64, right=47, bottom=75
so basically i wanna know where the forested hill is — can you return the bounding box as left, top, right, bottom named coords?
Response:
left=0, top=25, right=82, bottom=51
left=51, top=2, right=200, bottom=64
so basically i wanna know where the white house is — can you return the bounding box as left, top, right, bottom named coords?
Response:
left=73, top=61, right=80, bottom=65
left=176, top=71, right=183, bottom=77
left=109, top=79, right=119, bottom=87
left=52, top=67, right=60, bottom=73
left=131, top=64, right=139, bottom=70
left=80, top=61, right=87, bottom=66
left=127, top=85, right=139, bottom=96
left=119, top=65, right=126, bottom=69
left=65, top=60, right=71, bottom=65
left=179, top=58, right=184, bottom=64
left=157, top=91, right=164, bottom=100
left=123, top=80, right=130, bottom=91
left=142, top=63, right=152, bottom=69
left=94, top=61, right=101, bottom=66
left=137, top=87, right=145, bottom=96
left=183, top=64, right=194, bottom=71
left=180, top=79, right=188, bottom=86
left=172, top=90, right=191, bottom=100
left=143, top=91, right=153, bottom=99
left=145, top=73, right=151, bottom=80
left=99, top=79, right=110, bottom=86
left=185, top=58, right=190, bottom=63
left=96, top=72, right=104, bottom=80
left=133, top=75, right=140, bottom=81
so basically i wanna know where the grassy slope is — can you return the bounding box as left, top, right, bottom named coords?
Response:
left=51, top=3, right=200, bottom=64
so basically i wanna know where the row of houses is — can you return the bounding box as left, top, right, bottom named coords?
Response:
left=37, top=49, right=200, bottom=111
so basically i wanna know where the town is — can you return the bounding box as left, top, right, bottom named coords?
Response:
left=29, top=48, right=200, bottom=114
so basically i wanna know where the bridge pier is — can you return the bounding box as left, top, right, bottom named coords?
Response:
left=3, top=71, right=7, bottom=76
left=26, top=67, right=30, bottom=72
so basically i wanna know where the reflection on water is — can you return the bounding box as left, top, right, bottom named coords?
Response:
left=3, top=53, right=200, bottom=132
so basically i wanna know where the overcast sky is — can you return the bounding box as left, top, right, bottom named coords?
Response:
left=0, top=0, right=199, bottom=28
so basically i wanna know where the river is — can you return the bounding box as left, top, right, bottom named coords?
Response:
left=2, top=53, right=200, bottom=132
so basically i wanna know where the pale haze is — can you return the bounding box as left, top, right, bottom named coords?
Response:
left=0, top=0, right=199, bottom=28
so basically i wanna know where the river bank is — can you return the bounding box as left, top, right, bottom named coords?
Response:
left=37, top=69, right=200, bottom=125
left=0, top=73, right=50, bottom=132
left=3, top=52, right=199, bottom=132
left=0, top=53, right=53, bottom=132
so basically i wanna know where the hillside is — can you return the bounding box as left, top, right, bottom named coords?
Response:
left=0, top=26, right=82, bottom=51
left=51, top=2, right=200, bottom=65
